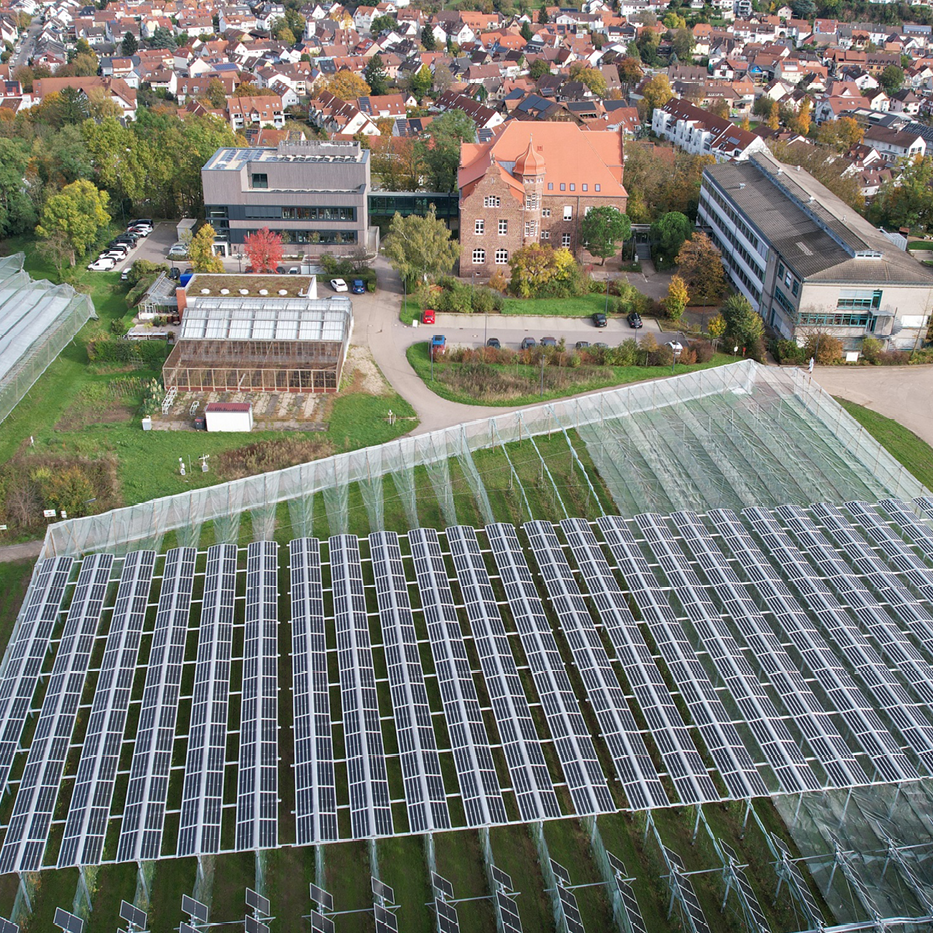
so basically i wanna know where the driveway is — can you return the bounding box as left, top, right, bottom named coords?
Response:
left=811, top=365, right=933, bottom=447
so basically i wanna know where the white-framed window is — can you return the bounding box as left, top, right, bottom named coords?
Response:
left=495, top=248, right=508, bottom=264
left=560, top=183, right=566, bottom=191
left=562, top=233, right=571, bottom=247
left=563, top=206, right=573, bottom=221
left=475, top=219, right=484, bottom=235
left=594, top=184, right=601, bottom=192
left=584, top=206, right=591, bottom=216
left=525, top=195, right=539, bottom=209
left=582, top=184, right=588, bottom=191
left=541, top=230, right=550, bottom=239
left=542, top=208, right=551, bottom=218
left=570, top=183, right=575, bottom=191
left=498, top=219, right=508, bottom=235
left=484, top=195, right=500, bottom=208
left=525, top=220, right=537, bottom=237
left=472, top=248, right=486, bottom=264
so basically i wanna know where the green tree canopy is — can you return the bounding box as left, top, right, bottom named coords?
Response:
left=421, top=24, right=437, bottom=50
left=580, top=206, right=631, bottom=264
left=880, top=64, right=905, bottom=94
left=528, top=58, right=550, bottom=80
left=651, top=211, right=692, bottom=261
left=419, top=109, right=476, bottom=193
left=364, top=54, right=389, bottom=96
left=370, top=14, right=396, bottom=33
left=121, top=31, right=138, bottom=56
left=409, top=63, right=432, bottom=100
left=0, top=137, right=36, bottom=236
left=188, top=224, right=224, bottom=272
left=720, top=293, right=765, bottom=357
left=383, top=207, right=459, bottom=287
left=36, top=179, right=110, bottom=263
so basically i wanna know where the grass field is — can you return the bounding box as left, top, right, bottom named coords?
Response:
left=837, top=398, right=933, bottom=491
left=406, top=342, right=734, bottom=406
left=501, top=293, right=615, bottom=317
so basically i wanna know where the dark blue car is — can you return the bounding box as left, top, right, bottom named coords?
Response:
left=351, top=278, right=365, bottom=294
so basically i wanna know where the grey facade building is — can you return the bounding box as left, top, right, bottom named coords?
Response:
left=202, top=139, right=373, bottom=252
left=699, top=150, right=933, bottom=353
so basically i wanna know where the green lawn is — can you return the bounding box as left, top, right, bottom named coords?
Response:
left=501, top=293, right=613, bottom=317
left=406, top=342, right=734, bottom=407
left=837, top=398, right=933, bottom=490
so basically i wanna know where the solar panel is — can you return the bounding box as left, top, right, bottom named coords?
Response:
left=290, top=539, right=337, bottom=845
left=664, top=847, right=710, bottom=933
left=446, top=526, right=560, bottom=822
left=486, top=523, right=614, bottom=816
left=182, top=894, right=210, bottom=924
left=721, top=843, right=769, bottom=933
left=771, top=833, right=821, bottom=925
left=309, top=882, right=334, bottom=912
left=177, top=544, right=237, bottom=857
left=118, top=548, right=196, bottom=863
left=309, top=909, right=335, bottom=933
left=59, top=550, right=155, bottom=868
left=330, top=535, right=393, bottom=838
left=635, top=513, right=818, bottom=795
left=180, top=923, right=197, bottom=933
left=525, top=520, right=668, bottom=810
left=711, top=509, right=918, bottom=785
left=549, top=863, right=584, bottom=933
left=374, top=904, right=398, bottom=932
left=435, top=897, right=460, bottom=933
left=598, top=516, right=767, bottom=802
left=560, top=518, right=718, bottom=807
left=245, top=916, right=270, bottom=933
left=53, top=908, right=83, bottom=933
left=0, top=556, right=73, bottom=799
left=496, top=891, right=523, bottom=933
left=613, top=863, right=648, bottom=933
left=246, top=888, right=271, bottom=916
left=672, top=510, right=867, bottom=790
left=883, top=498, right=933, bottom=568
left=0, top=553, right=113, bottom=874
left=119, top=901, right=146, bottom=929
left=432, top=872, right=454, bottom=900
left=236, top=542, right=279, bottom=852
left=492, top=866, right=513, bottom=891
left=369, top=531, right=450, bottom=833
left=372, top=878, right=395, bottom=902
left=409, top=528, right=507, bottom=828
left=769, top=505, right=933, bottom=775
left=0, top=920, right=17, bottom=933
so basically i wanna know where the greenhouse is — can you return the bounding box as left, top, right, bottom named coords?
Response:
left=0, top=253, right=96, bottom=425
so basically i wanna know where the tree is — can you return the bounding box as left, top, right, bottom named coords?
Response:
left=617, top=56, right=643, bottom=87
left=83, top=116, right=147, bottom=208
left=0, top=138, right=36, bottom=236
left=538, top=7, right=549, bottom=22
left=273, top=24, right=296, bottom=45
left=419, top=109, right=476, bottom=192
left=817, top=115, right=863, bottom=151
left=37, top=229, right=75, bottom=280
left=580, top=206, right=631, bottom=264
left=370, top=14, right=396, bottom=34
left=364, top=54, right=389, bottom=96
left=638, top=73, right=672, bottom=120
left=205, top=77, right=227, bottom=109
left=708, top=313, right=726, bottom=347
left=671, top=27, right=694, bottom=62
left=710, top=99, right=730, bottom=119
left=421, top=25, right=437, bottom=50
left=766, top=104, right=780, bottom=130
left=529, top=59, right=550, bottom=80
left=651, top=211, right=692, bottom=261
left=188, top=224, right=224, bottom=272
left=243, top=227, right=284, bottom=273
left=36, top=179, right=110, bottom=264
left=880, top=64, right=904, bottom=94
left=148, top=25, right=176, bottom=50
left=520, top=21, right=533, bottom=41
left=121, top=31, right=138, bottom=56
left=664, top=274, right=689, bottom=320
left=768, top=140, right=863, bottom=211
left=409, top=64, right=432, bottom=101
left=720, top=293, right=764, bottom=357
left=870, top=154, right=933, bottom=231
left=753, top=95, right=775, bottom=118
left=383, top=207, right=459, bottom=287
left=508, top=244, right=577, bottom=297
left=432, top=62, right=453, bottom=94
left=577, top=67, right=607, bottom=97
left=791, top=96, right=811, bottom=135
left=325, top=70, right=370, bottom=100
left=675, top=232, right=726, bottom=305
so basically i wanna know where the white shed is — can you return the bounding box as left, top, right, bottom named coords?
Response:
left=204, top=402, right=253, bottom=432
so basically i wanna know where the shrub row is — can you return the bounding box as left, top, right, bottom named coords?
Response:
left=86, top=339, right=169, bottom=365
left=428, top=276, right=504, bottom=314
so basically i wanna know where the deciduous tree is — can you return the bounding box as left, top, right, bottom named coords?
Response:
left=188, top=224, right=224, bottom=273
left=243, top=227, right=284, bottom=273
left=651, top=210, right=692, bottom=261
left=638, top=73, right=672, bottom=120
left=664, top=275, right=689, bottom=320
left=370, top=14, right=396, bottom=34
left=675, top=232, right=726, bottom=305
left=419, top=109, right=476, bottom=192
left=325, top=70, right=370, bottom=100
left=36, top=179, right=110, bottom=264
left=880, top=64, right=905, bottom=94
left=720, top=293, right=765, bottom=359
left=0, top=137, right=36, bottom=236
left=508, top=243, right=576, bottom=297
left=529, top=58, right=550, bottom=80
left=580, top=206, right=631, bottom=264
left=409, top=63, right=432, bottom=100
left=383, top=207, right=459, bottom=287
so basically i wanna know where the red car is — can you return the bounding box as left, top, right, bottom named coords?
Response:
left=422, top=309, right=436, bottom=325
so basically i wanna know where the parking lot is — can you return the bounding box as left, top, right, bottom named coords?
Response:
left=83, top=222, right=181, bottom=277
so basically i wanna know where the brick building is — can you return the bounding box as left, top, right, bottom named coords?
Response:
left=457, top=122, right=627, bottom=278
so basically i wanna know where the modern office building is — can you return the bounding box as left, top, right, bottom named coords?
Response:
left=698, top=149, right=933, bottom=352
left=202, top=138, right=374, bottom=253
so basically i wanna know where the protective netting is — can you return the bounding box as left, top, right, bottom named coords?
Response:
left=0, top=253, right=97, bottom=426
left=38, top=360, right=926, bottom=558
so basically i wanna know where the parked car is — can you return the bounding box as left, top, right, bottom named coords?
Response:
left=521, top=337, right=536, bottom=350
left=112, top=235, right=137, bottom=247
left=421, top=309, right=436, bottom=325
left=594, top=342, right=608, bottom=348
left=87, top=257, right=116, bottom=271
left=167, top=242, right=188, bottom=259
left=128, top=218, right=152, bottom=228
left=486, top=337, right=500, bottom=349
left=168, top=267, right=181, bottom=281
left=430, top=334, right=446, bottom=356
left=330, top=278, right=348, bottom=292
left=627, top=311, right=643, bottom=328
left=351, top=278, right=365, bottom=294
left=541, top=336, right=557, bottom=347
left=128, top=226, right=151, bottom=237
left=592, top=312, right=607, bottom=328
left=575, top=341, right=590, bottom=350
left=121, top=268, right=131, bottom=281
left=287, top=266, right=299, bottom=274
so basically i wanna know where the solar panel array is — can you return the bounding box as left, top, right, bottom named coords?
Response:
left=5, top=495, right=933, bottom=869
left=236, top=542, right=279, bottom=852
left=549, top=859, right=584, bottom=933
left=663, top=847, right=711, bottom=933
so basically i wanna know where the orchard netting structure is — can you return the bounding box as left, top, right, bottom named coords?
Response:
left=4, top=360, right=933, bottom=932
left=0, top=253, right=96, bottom=426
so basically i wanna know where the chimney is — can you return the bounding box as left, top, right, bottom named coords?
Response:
left=176, top=287, right=187, bottom=318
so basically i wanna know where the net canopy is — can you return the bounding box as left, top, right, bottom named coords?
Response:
left=0, top=253, right=97, bottom=425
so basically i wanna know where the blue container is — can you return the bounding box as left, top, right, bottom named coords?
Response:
left=180, top=273, right=193, bottom=287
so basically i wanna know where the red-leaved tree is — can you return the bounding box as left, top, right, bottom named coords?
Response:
left=243, top=227, right=283, bottom=273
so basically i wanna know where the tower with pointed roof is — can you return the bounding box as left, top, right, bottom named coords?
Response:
left=513, top=137, right=545, bottom=245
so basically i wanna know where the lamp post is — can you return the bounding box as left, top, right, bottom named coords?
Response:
left=604, top=274, right=610, bottom=316
left=671, top=341, right=682, bottom=374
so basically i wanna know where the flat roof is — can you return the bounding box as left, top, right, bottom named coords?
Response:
left=188, top=273, right=315, bottom=299
left=203, top=143, right=367, bottom=172
left=179, top=297, right=352, bottom=343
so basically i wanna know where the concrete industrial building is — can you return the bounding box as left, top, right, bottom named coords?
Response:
left=162, top=274, right=353, bottom=394
left=698, top=149, right=933, bottom=352
left=202, top=138, right=375, bottom=254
